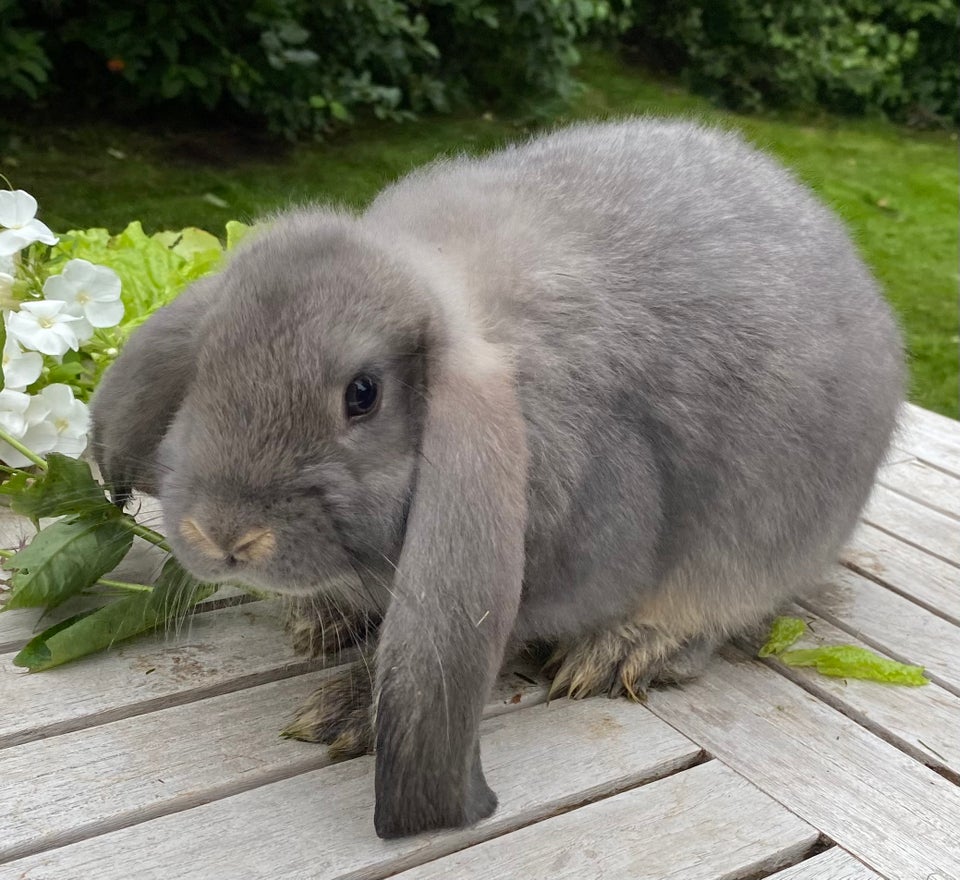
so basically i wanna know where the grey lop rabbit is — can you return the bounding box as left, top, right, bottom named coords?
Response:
left=90, top=119, right=904, bottom=839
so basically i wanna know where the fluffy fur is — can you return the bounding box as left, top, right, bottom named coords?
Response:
left=90, top=119, right=904, bottom=838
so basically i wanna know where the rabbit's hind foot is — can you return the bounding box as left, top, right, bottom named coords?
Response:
left=281, top=659, right=375, bottom=758
left=544, top=625, right=718, bottom=702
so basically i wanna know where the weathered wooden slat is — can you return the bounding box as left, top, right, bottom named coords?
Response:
left=391, top=761, right=817, bottom=880
left=749, top=606, right=960, bottom=780
left=862, top=484, right=960, bottom=566
left=765, top=848, right=884, bottom=879
left=643, top=651, right=960, bottom=880
left=0, top=665, right=548, bottom=865
left=0, top=601, right=323, bottom=748
left=879, top=458, right=960, bottom=521
left=899, top=403, right=960, bottom=476
left=803, top=566, right=960, bottom=697
left=0, top=699, right=703, bottom=880
left=844, top=523, right=960, bottom=627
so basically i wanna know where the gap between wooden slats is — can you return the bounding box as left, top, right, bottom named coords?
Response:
left=389, top=761, right=819, bottom=880
left=898, top=404, right=960, bottom=478
left=0, top=699, right=705, bottom=880
left=764, top=847, right=884, bottom=879
left=0, top=665, right=549, bottom=865
left=0, top=602, right=332, bottom=749
left=843, top=523, right=960, bottom=628
left=643, top=649, right=960, bottom=880
left=744, top=605, right=960, bottom=783
left=802, top=566, right=960, bottom=699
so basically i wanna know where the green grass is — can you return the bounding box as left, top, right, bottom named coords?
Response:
left=4, top=49, right=957, bottom=416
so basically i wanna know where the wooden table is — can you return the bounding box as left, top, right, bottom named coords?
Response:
left=1, top=403, right=957, bottom=880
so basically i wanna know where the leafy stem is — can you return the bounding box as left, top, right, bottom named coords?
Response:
left=118, top=517, right=171, bottom=552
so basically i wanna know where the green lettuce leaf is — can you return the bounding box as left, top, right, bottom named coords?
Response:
left=780, top=645, right=929, bottom=686
left=758, top=616, right=808, bottom=657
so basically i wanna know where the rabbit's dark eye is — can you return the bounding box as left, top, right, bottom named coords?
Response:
left=345, top=374, right=381, bottom=419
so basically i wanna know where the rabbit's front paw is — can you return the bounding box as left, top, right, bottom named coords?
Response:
left=282, top=660, right=374, bottom=757
left=545, top=626, right=717, bottom=701
left=284, top=598, right=381, bottom=658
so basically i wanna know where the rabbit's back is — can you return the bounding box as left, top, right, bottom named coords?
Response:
left=364, top=120, right=904, bottom=640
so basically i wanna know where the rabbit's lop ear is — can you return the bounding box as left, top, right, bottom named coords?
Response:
left=374, top=337, right=528, bottom=839
left=89, top=277, right=218, bottom=501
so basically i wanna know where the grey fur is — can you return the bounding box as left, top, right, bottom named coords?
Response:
left=90, top=119, right=904, bottom=838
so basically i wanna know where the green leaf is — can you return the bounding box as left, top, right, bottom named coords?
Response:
left=172, top=227, right=224, bottom=282
left=3, top=516, right=134, bottom=610
left=6, top=453, right=114, bottom=521
left=12, top=560, right=218, bottom=671
left=225, top=220, right=253, bottom=251
left=780, top=645, right=929, bottom=686
left=12, top=610, right=100, bottom=670
left=758, top=615, right=807, bottom=657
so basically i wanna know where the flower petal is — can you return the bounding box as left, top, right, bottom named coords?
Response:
left=7, top=310, right=74, bottom=356
left=85, top=297, right=125, bottom=328
left=38, top=383, right=76, bottom=416
left=19, top=300, right=75, bottom=319
left=0, top=190, right=38, bottom=228
left=42, top=272, right=80, bottom=305
left=72, top=316, right=95, bottom=343
left=22, top=420, right=59, bottom=455
left=25, top=394, right=51, bottom=426
left=0, top=388, right=31, bottom=417
left=51, top=432, right=88, bottom=458
left=2, top=347, right=43, bottom=390
left=0, top=228, right=37, bottom=258
left=22, top=219, right=59, bottom=247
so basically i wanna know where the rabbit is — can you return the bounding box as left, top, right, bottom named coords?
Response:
left=90, top=119, right=904, bottom=839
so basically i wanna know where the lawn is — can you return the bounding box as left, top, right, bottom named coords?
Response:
left=4, top=49, right=957, bottom=417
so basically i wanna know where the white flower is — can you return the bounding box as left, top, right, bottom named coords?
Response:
left=0, top=191, right=59, bottom=258
left=2, top=334, right=43, bottom=391
left=0, top=388, right=55, bottom=467
left=0, top=271, right=13, bottom=301
left=0, top=388, right=30, bottom=438
left=6, top=300, right=81, bottom=356
left=27, top=384, right=89, bottom=459
left=43, top=259, right=124, bottom=339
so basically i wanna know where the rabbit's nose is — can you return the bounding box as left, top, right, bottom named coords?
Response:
left=179, top=518, right=276, bottom=566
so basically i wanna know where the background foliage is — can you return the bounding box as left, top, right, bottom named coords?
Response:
left=1, top=0, right=956, bottom=138
left=624, top=0, right=960, bottom=126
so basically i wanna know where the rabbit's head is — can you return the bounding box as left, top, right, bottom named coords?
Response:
left=151, top=215, right=435, bottom=609
left=90, top=210, right=529, bottom=838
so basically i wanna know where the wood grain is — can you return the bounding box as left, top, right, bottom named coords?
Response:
left=879, top=458, right=960, bottom=521
left=804, top=566, right=960, bottom=696
left=765, top=848, right=884, bottom=879
left=0, top=699, right=703, bottom=880
left=863, top=484, right=960, bottom=566
left=644, top=651, right=960, bottom=880
left=0, top=664, right=548, bottom=864
left=391, top=761, right=818, bottom=880
left=751, top=606, right=960, bottom=779
left=898, top=403, right=960, bottom=477
left=0, top=601, right=323, bottom=748
left=844, top=523, right=960, bottom=627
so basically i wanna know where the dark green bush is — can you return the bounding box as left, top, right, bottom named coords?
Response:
left=0, top=0, right=614, bottom=138
left=623, top=0, right=959, bottom=125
